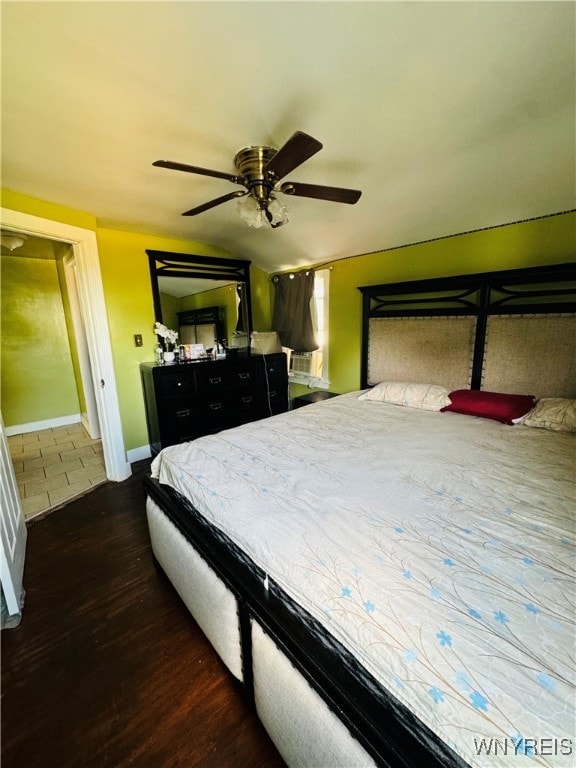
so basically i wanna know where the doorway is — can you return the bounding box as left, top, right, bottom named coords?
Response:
left=0, top=207, right=130, bottom=483
left=2, top=234, right=107, bottom=519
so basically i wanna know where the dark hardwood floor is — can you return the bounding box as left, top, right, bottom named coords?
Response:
left=1, top=460, right=286, bottom=768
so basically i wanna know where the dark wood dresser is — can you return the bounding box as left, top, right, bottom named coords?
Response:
left=141, top=353, right=288, bottom=456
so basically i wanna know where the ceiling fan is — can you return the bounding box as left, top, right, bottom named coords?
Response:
left=153, top=131, right=362, bottom=228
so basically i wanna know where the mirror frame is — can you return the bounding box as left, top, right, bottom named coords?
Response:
left=146, top=250, right=253, bottom=342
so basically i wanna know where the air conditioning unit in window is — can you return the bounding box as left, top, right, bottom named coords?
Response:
left=289, top=350, right=323, bottom=379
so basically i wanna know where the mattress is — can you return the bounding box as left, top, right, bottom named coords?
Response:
left=151, top=393, right=575, bottom=767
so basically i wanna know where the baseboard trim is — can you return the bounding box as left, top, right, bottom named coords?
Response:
left=127, top=444, right=152, bottom=463
left=5, top=414, right=81, bottom=437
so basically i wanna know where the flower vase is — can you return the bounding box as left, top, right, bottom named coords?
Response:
left=163, top=349, right=175, bottom=363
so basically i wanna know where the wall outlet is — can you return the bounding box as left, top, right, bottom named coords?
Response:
left=134, top=334, right=143, bottom=347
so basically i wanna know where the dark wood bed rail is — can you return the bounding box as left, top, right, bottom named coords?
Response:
left=358, top=262, right=576, bottom=390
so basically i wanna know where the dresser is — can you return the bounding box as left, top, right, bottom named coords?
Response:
left=141, top=353, right=288, bottom=456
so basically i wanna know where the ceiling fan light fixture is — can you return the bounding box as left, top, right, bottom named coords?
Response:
left=267, top=196, right=289, bottom=227
left=236, top=192, right=289, bottom=229
left=236, top=194, right=266, bottom=228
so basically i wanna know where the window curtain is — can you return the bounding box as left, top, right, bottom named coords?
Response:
left=272, top=269, right=318, bottom=352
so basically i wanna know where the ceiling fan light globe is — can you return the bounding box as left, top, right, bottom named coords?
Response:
left=237, top=195, right=268, bottom=228
left=236, top=194, right=258, bottom=221
left=251, top=210, right=266, bottom=229
left=268, top=197, right=289, bottom=226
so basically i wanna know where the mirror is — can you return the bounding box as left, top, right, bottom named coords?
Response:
left=147, top=250, right=253, bottom=353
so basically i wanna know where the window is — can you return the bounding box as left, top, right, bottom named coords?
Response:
left=287, top=269, right=330, bottom=388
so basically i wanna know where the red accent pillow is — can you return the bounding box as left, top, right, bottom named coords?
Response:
left=441, top=390, right=536, bottom=425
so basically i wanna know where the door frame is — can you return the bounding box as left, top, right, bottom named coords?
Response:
left=0, top=207, right=130, bottom=482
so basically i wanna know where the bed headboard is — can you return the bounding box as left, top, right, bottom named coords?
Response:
left=358, top=263, right=576, bottom=398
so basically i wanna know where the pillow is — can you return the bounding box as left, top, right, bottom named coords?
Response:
left=441, top=390, right=536, bottom=425
left=358, top=382, right=451, bottom=411
left=522, top=398, right=576, bottom=433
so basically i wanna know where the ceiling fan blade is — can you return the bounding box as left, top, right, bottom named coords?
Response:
left=280, top=181, right=362, bottom=205
left=263, top=132, right=323, bottom=181
left=182, top=190, right=247, bottom=216
left=153, top=159, right=241, bottom=184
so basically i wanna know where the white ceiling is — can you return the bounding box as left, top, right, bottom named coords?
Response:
left=2, top=2, right=574, bottom=274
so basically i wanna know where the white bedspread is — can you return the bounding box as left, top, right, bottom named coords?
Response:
left=151, top=393, right=575, bottom=767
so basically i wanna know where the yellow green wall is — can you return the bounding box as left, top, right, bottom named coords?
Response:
left=2, top=187, right=573, bottom=454
left=1, top=253, right=80, bottom=425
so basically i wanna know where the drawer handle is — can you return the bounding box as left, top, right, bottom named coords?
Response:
left=209, top=377, right=222, bottom=385
left=241, top=396, right=253, bottom=404
left=238, top=372, right=250, bottom=380
left=209, top=402, right=223, bottom=411
left=269, top=390, right=277, bottom=397
left=176, top=409, right=190, bottom=418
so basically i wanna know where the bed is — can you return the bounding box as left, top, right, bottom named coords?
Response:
left=144, top=262, right=575, bottom=768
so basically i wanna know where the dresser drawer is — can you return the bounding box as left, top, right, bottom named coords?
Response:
left=266, top=385, right=289, bottom=414
left=230, top=386, right=263, bottom=413
left=194, top=391, right=232, bottom=417
left=262, top=355, right=288, bottom=382
left=162, top=399, right=201, bottom=438
left=159, top=369, right=195, bottom=396
left=194, top=362, right=259, bottom=393
left=194, top=367, right=231, bottom=392
left=163, top=396, right=230, bottom=437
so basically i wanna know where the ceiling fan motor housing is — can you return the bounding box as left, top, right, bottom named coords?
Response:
left=234, top=146, right=278, bottom=206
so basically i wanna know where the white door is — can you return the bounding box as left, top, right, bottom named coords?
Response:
left=63, top=253, right=101, bottom=439
left=0, top=414, right=27, bottom=619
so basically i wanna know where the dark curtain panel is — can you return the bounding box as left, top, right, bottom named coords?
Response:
left=272, top=269, right=318, bottom=351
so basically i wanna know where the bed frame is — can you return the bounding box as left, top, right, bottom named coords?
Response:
left=144, top=261, right=575, bottom=767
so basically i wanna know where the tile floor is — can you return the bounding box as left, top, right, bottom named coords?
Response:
left=8, top=423, right=107, bottom=521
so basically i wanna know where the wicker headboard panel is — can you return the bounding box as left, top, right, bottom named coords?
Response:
left=482, top=314, right=576, bottom=398
left=367, top=317, right=476, bottom=391
left=359, top=263, right=576, bottom=397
